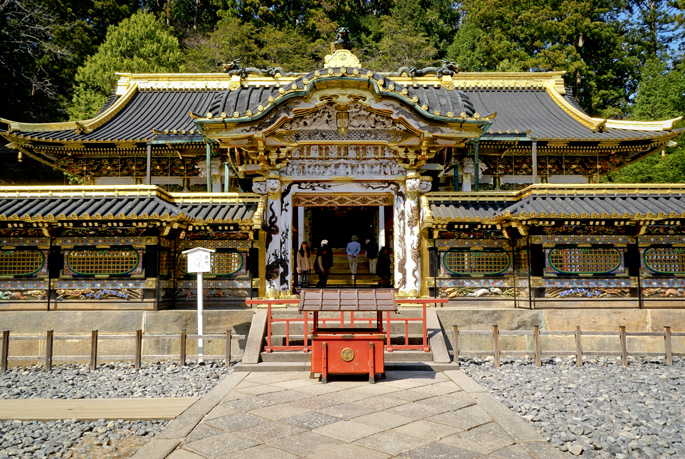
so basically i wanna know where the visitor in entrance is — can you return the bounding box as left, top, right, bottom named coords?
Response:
left=377, top=247, right=391, bottom=286
left=316, top=240, right=333, bottom=287
left=365, top=238, right=379, bottom=274
left=296, top=241, right=312, bottom=289
left=346, top=235, right=361, bottom=274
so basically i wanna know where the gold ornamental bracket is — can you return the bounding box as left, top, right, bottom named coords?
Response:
left=324, top=49, right=361, bottom=69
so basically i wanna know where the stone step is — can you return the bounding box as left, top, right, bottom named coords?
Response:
left=259, top=350, right=433, bottom=363
left=233, top=361, right=459, bottom=373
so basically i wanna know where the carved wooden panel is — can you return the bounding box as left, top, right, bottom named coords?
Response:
left=293, top=194, right=392, bottom=207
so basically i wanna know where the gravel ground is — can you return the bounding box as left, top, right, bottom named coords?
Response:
left=462, top=356, right=685, bottom=459
left=0, top=419, right=168, bottom=458
left=0, top=361, right=231, bottom=399
left=0, top=361, right=230, bottom=458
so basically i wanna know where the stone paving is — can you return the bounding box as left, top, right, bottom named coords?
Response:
left=135, top=370, right=567, bottom=459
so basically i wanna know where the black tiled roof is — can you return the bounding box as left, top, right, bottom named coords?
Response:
left=0, top=194, right=259, bottom=223
left=430, top=200, right=511, bottom=221
left=179, top=202, right=257, bottom=223
left=463, top=88, right=657, bottom=141
left=5, top=75, right=675, bottom=145
left=199, top=68, right=475, bottom=120
left=19, top=90, right=221, bottom=142
left=0, top=197, right=179, bottom=220
left=499, top=194, right=685, bottom=218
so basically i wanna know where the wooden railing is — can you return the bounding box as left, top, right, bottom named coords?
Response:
left=0, top=330, right=245, bottom=372
left=247, top=298, right=446, bottom=354
left=452, top=325, right=684, bottom=367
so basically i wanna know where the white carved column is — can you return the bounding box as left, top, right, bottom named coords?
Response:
left=393, top=181, right=408, bottom=295
left=378, top=206, right=385, bottom=248
left=403, top=173, right=422, bottom=297
left=261, top=175, right=290, bottom=297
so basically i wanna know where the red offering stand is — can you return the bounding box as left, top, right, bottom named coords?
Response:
left=300, top=289, right=397, bottom=383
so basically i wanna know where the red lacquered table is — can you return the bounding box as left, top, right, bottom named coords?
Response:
left=300, top=289, right=397, bottom=384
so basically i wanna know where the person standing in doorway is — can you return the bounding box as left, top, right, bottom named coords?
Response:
left=346, top=235, right=360, bottom=274
left=315, top=240, right=333, bottom=288
left=296, top=241, right=312, bottom=290
left=377, top=247, right=391, bottom=287
left=365, top=238, right=379, bottom=274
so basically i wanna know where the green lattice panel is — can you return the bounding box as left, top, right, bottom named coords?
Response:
left=546, top=247, right=623, bottom=275
left=442, top=250, right=511, bottom=275
left=643, top=247, right=685, bottom=275
left=65, top=249, right=141, bottom=276
left=178, top=251, right=244, bottom=276
left=0, top=250, right=46, bottom=276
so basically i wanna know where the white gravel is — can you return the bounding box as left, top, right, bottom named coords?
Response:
left=0, top=361, right=232, bottom=399
left=462, top=356, right=685, bottom=458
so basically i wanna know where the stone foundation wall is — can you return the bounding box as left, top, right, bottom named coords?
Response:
left=436, top=308, right=685, bottom=356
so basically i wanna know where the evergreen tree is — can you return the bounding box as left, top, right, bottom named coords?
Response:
left=68, top=11, right=183, bottom=120
left=602, top=59, right=685, bottom=183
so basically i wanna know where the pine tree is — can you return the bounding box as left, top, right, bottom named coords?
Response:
left=68, top=10, right=183, bottom=120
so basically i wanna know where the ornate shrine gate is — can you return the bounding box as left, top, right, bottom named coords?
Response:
left=195, top=52, right=486, bottom=298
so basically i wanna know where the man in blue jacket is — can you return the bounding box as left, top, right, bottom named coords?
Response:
left=346, top=235, right=361, bottom=274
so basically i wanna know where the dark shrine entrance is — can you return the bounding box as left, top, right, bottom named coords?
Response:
left=310, top=206, right=377, bottom=249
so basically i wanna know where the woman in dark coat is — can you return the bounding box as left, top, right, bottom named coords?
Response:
left=377, top=247, right=391, bottom=287
left=315, top=240, right=333, bottom=288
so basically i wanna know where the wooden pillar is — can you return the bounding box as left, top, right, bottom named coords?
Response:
left=45, top=330, right=53, bottom=372
left=90, top=330, right=98, bottom=371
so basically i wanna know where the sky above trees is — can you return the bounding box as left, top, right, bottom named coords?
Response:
left=0, top=0, right=683, bottom=182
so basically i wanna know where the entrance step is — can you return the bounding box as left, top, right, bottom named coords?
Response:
left=259, top=350, right=433, bottom=363
left=234, top=361, right=459, bottom=372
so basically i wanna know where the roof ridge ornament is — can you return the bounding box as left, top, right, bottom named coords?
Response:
left=391, top=59, right=461, bottom=78
left=324, top=27, right=361, bottom=69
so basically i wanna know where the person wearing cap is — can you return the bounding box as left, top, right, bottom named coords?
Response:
left=346, top=235, right=361, bottom=274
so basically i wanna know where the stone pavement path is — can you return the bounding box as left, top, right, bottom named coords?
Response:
left=134, top=370, right=567, bottom=459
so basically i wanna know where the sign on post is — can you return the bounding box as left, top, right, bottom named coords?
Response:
left=182, top=247, right=215, bottom=362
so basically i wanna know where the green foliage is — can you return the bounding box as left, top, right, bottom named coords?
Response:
left=447, top=0, right=639, bottom=117
left=358, top=16, right=438, bottom=71
left=68, top=11, right=183, bottom=120
left=184, top=16, right=326, bottom=73
left=602, top=59, right=685, bottom=183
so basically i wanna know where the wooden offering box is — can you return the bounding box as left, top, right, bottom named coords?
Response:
left=299, top=289, right=397, bottom=383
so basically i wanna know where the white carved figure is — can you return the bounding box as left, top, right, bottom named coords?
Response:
left=266, top=178, right=281, bottom=195
left=406, top=177, right=421, bottom=193
left=196, top=159, right=223, bottom=192
left=252, top=181, right=267, bottom=194
left=419, top=180, right=432, bottom=193
left=462, top=158, right=475, bottom=175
